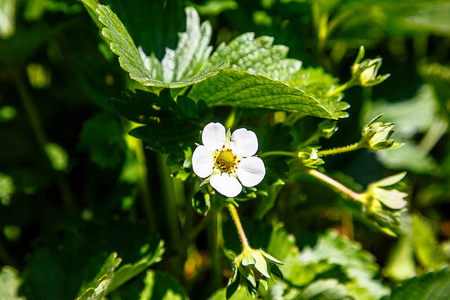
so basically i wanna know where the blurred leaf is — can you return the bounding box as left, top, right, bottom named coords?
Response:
left=300, top=279, right=348, bottom=299
left=189, top=69, right=334, bottom=118
left=44, top=143, right=69, bottom=171
left=412, top=214, right=448, bottom=270
left=421, top=62, right=450, bottom=119
left=0, top=21, right=65, bottom=65
left=139, top=270, right=187, bottom=300
left=83, top=2, right=227, bottom=88
left=193, top=0, right=238, bottom=16
left=0, top=173, right=15, bottom=205
left=191, top=190, right=211, bottom=216
left=0, top=0, right=15, bottom=38
left=384, top=236, right=416, bottom=281
left=0, top=266, right=24, bottom=300
left=387, top=267, right=450, bottom=300
left=78, top=112, right=126, bottom=169
left=76, top=253, right=122, bottom=300
left=376, top=143, right=439, bottom=174
left=24, top=0, right=82, bottom=21
left=207, top=286, right=251, bottom=300
left=362, top=85, right=437, bottom=139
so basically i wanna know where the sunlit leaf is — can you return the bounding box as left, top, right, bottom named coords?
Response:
left=189, top=69, right=334, bottom=118
left=83, top=2, right=227, bottom=88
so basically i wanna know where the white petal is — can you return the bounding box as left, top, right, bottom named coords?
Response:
left=236, top=157, right=266, bottom=187
left=202, top=122, right=226, bottom=151
left=192, top=145, right=214, bottom=178
left=210, top=173, right=242, bottom=198
left=230, top=128, right=258, bottom=157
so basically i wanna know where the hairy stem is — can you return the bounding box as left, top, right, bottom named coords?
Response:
left=228, top=203, right=251, bottom=250
left=306, top=169, right=361, bottom=201
left=260, top=151, right=297, bottom=159
left=318, top=142, right=361, bottom=156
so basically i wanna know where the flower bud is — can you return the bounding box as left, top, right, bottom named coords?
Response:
left=351, top=46, right=390, bottom=87
left=360, top=114, right=403, bottom=151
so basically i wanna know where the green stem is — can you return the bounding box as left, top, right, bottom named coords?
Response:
left=124, top=130, right=156, bottom=229
left=318, top=142, right=361, bottom=156
left=301, top=132, right=321, bottom=147
left=228, top=203, right=251, bottom=250
left=259, top=151, right=297, bottom=159
left=326, top=81, right=353, bottom=98
left=13, top=69, right=78, bottom=212
left=157, top=153, right=182, bottom=251
left=306, top=169, right=361, bottom=201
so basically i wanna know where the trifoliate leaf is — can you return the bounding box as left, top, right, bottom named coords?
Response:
left=189, top=69, right=334, bottom=118
left=86, top=3, right=227, bottom=88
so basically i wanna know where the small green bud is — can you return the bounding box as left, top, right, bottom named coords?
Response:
left=227, top=248, right=283, bottom=298
left=351, top=46, right=390, bottom=87
left=360, top=114, right=403, bottom=151
left=298, top=147, right=324, bottom=168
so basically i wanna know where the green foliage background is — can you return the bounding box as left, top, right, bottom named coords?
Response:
left=0, top=0, right=449, bottom=299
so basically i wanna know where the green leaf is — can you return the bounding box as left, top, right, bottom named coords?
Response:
left=388, top=267, right=450, bottom=300
left=129, top=120, right=200, bottom=154
left=76, top=253, right=122, bottom=300
left=193, top=0, right=238, bottom=16
left=376, top=143, right=439, bottom=174
left=288, top=67, right=349, bottom=119
left=189, top=69, right=334, bottom=118
left=297, top=229, right=390, bottom=300
left=106, top=240, right=165, bottom=293
left=191, top=190, right=211, bottom=216
left=421, top=62, right=450, bottom=120
left=139, top=270, right=187, bottom=300
left=412, top=214, right=448, bottom=270
left=208, top=287, right=252, bottom=300
left=197, top=32, right=347, bottom=118
left=384, top=235, right=416, bottom=281
left=78, top=112, right=126, bottom=169
left=87, top=3, right=227, bottom=88
left=0, top=266, right=24, bottom=300
left=301, top=279, right=348, bottom=300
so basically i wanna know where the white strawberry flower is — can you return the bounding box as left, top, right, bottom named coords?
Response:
left=192, top=122, right=266, bottom=198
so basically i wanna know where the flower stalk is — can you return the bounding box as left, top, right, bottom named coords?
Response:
left=228, top=203, right=251, bottom=250
left=306, top=169, right=361, bottom=201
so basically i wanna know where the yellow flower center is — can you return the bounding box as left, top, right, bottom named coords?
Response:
left=214, top=148, right=239, bottom=174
